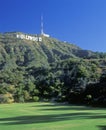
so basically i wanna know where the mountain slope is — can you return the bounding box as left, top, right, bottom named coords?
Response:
left=0, top=32, right=104, bottom=69
left=0, top=32, right=106, bottom=105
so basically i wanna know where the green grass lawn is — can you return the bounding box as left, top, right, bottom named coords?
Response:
left=0, top=102, right=106, bottom=130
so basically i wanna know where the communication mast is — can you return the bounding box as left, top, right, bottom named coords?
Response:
left=41, top=14, right=50, bottom=37
left=41, top=15, right=44, bottom=35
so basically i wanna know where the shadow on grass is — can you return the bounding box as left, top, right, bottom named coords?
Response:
left=32, top=103, right=106, bottom=111
left=40, top=107, right=96, bottom=111
left=0, top=112, right=106, bottom=125
left=98, top=125, right=106, bottom=130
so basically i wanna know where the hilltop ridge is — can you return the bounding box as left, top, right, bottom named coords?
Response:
left=0, top=32, right=101, bottom=69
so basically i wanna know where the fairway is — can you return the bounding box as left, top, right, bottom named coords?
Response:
left=0, top=102, right=106, bottom=130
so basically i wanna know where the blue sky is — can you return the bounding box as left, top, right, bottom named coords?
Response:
left=0, top=0, right=106, bottom=52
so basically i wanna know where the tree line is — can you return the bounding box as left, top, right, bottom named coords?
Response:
left=0, top=58, right=106, bottom=107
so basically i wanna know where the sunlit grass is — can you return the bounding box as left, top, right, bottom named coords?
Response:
left=0, top=102, right=106, bottom=130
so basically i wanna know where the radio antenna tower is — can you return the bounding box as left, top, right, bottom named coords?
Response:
left=40, top=14, right=50, bottom=37
left=41, top=15, right=44, bottom=35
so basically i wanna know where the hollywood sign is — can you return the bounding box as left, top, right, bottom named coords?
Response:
left=16, top=34, right=42, bottom=42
